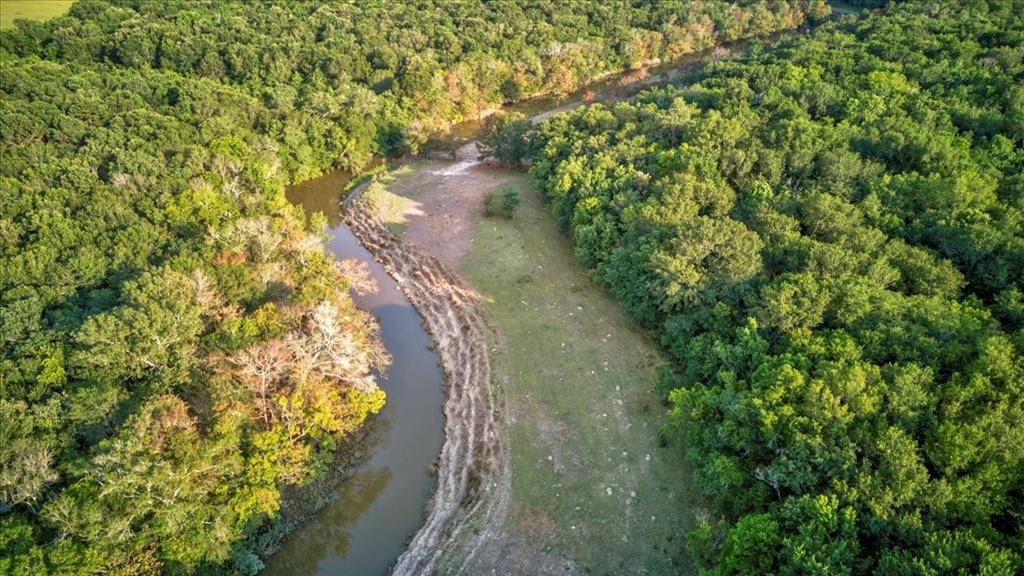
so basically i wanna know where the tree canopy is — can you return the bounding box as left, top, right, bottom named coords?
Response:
left=524, top=1, right=1023, bottom=573
left=0, top=53, right=391, bottom=573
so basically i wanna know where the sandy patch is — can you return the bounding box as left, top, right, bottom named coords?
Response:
left=386, top=144, right=511, bottom=269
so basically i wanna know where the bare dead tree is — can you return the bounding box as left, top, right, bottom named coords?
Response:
left=287, top=301, right=383, bottom=393
left=0, top=440, right=59, bottom=512
left=231, top=340, right=291, bottom=423
left=753, top=465, right=783, bottom=501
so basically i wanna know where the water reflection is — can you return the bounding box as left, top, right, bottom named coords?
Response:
left=273, top=467, right=392, bottom=574
left=285, top=171, right=355, bottom=228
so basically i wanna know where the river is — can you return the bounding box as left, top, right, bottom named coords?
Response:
left=264, top=171, right=445, bottom=575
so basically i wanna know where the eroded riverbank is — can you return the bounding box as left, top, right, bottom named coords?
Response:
left=343, top=199, right=509, bottom=575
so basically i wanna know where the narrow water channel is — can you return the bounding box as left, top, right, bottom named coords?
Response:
left=263, top=172, right=445, bottom=575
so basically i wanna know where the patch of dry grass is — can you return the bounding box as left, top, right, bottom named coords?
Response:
left=1, top=1, right=72, bottom=29
left=360, top=169, right=422, bottom=234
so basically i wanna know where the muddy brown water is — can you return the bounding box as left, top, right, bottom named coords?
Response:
left=264, top=172, right=445, bottom=576
left=267, top=11, right=843, bottom=573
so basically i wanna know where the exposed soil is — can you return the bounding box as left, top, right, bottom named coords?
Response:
left=342, top=198, right=510, bottom=576
left=392, top=142, right=504, bottom=268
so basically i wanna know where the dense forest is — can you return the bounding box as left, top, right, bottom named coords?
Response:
left=0, top=1, right=832, bottom=574
left=0, top=56, right=391, bottom=575
left=2, top=0, right=831, bottom=177
left=523, top=1, right=1023, bottom=573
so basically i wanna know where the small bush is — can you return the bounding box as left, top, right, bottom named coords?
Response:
left=484, top=186, right=520, bottom=218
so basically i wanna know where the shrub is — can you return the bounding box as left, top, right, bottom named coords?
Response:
left=484, top=186, right=520, bottom=218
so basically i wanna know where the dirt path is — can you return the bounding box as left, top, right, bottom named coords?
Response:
left=342, top=200, right=510, bottom=575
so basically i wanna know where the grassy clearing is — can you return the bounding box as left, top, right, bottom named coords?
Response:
left=450, top=170, right=700, bottom=573
left=360, top=167, right=421, bottom=234
left=376, top=160, right=702, bottom=573
left=827, top=0, right=865, bottom=17
left=0, top=0, right=72, bottom=29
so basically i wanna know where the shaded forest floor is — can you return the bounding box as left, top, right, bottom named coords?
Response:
left=373, top=159, right=701, bottom=575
